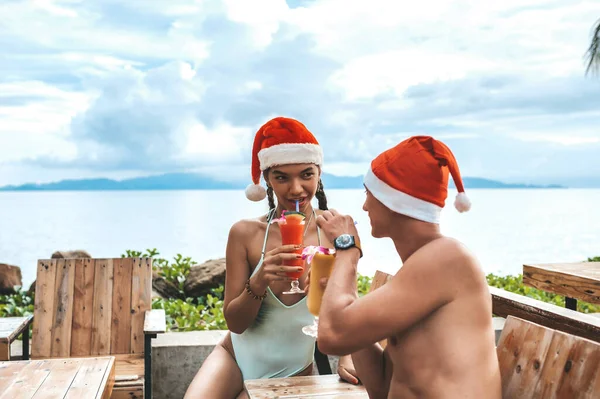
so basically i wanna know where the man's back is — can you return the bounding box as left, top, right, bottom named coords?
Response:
left=385, top=237, right=501, bottom=398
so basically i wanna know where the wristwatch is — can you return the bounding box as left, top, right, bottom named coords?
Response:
left=334, top=234, right=363, bottom=258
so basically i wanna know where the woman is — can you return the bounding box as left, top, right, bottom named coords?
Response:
left=185, top=117, right=358, bottom=399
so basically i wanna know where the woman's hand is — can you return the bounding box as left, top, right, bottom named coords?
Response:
left=250, top=244, right=304, bottom=292
left=303, top=267, right=329, bottom=295
left=338, top=355, right=360, bottom=385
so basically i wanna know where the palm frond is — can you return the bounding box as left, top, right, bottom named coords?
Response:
left=585, top=18, right=600, bottom=76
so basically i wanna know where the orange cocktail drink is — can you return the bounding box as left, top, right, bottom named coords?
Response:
left=301, top=246, right=336, bottom=337
left=306, top=252, right=336, bottom=316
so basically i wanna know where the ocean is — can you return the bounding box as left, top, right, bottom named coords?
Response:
left=0, top=188, right=598, bottom=288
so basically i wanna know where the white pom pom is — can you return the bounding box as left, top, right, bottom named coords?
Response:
left=245, top=183, right=267, bottom=201
left=454, top=192, right=471, bottom=213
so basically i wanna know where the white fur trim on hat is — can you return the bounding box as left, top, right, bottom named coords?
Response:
left=258, top=143, right=323, bottom=171
left=363, top=168, right=443, bottom=224
left=245, top=183, right=266, bottom=201
left=454, top=192, right=471, bottom=212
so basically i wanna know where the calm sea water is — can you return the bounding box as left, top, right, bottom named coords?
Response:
left=0, top=189, right=598, bottom=287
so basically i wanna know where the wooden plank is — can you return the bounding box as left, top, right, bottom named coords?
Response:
left=143, top=309, right=166, bottom=334
left=99, top=357, right=116, bottom=399
left=32, top=260, right=58, bottom=358
left=523, top=262, right=600, bottom=305
left=64, top=357, right=115, bottom=399
left=110, top=387, right=142, bottom=399
left=0, top=342, right=9, bottom=361
left=91, top=259, right=114, bottom=355
left=541, top=330, right=600, bottom=399
left=111, top=258, right=133, bottom=354
left=31, top=358, right=82, bottom=398
left=496, top=316, right=555, bottom=398
left=245, top=375, right=367, bottom=398
left=0, top=361, right=28, bottom=393
left=70, top=258, right=95, bottom=357
left=50, top=259, right=76, bottom=358
left=368, top=270, right=392, bottom=293
left=367, top=270, right=392, bottom=349
left=490, top=286, right=600, bottom=343
left=130, top=258, right=152, bottom=354
left=0, top=316, right=34, bottom=341
left=114, top=353, right=144, bottom=379
left=0, top=359, right=51, bottom=399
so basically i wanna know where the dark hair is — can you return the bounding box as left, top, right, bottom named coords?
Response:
left=265, top=174, right=329, bottom=212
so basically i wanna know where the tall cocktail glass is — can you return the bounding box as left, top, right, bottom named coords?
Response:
left=279, top=211, right=306, bottom=295
left=301, top=247, right=336, bottom=337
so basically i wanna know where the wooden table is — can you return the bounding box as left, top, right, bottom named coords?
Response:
left=0, top=357, right=115, bottom=399
left=244, top=375, right=368, bottom=398
left=523, top=262, right=600, bottom=310
left=0, top=316, right=33, bottom=361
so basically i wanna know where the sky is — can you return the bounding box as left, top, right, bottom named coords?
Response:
left=1, top=0, right=600, bottom=187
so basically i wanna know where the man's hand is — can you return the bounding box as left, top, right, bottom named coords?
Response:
left=316, top=209, right=359, bottom=244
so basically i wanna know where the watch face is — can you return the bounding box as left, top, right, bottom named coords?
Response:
left=336, top=234, right=353, bottom=248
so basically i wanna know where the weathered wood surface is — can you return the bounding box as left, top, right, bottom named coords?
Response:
left=490, top=286, right=600, bottom=343
left=0, top=316, right=33, bottom=361
left=143, top=309, right=166, bottom=334
left=245, top=375, right=368, bottom=398
left=523, top=262, right=600, bottom=304
left=497, top=316, right=600, bottom=398
left=32, top=258, right=156, bottom=359
left=0, top=356, right=115, bottom=399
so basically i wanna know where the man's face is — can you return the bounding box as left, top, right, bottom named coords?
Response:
left=362, top=188, right=393, bottom=238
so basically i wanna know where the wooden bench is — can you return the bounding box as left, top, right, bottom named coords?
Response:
left=30, top=257, right=166, bottom=399
left=490, top=286, right=600, bottom=344
left=0, top=315, right=33, bottom=361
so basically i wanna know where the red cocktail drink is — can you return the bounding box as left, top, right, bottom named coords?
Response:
left=280, top=213, right=305, bottom=278
left=277, top=211, right=305, bottom=294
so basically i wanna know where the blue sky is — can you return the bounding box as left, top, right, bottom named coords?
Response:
left=1, top=0, right=600, bottom=187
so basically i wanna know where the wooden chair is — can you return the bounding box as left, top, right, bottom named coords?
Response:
left=497, top=316, right=600, bottom=398
left=30, top=257, right=165, bottom=399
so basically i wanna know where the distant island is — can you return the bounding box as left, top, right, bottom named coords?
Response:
left=0, top=173, right=566, bottom=191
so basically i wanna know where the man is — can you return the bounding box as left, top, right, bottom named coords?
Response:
left=315, top=136, right=502, bottom=399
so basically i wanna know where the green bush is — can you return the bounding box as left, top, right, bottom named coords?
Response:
left=0, top=286, right=33, bottom=317
left=122, top=248, right=196, bottom=296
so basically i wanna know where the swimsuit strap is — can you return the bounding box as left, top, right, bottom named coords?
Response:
left=261, top=208, right=276, bottom=256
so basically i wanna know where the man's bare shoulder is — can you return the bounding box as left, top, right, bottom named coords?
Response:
left=422, top=237, right=486, bottom=288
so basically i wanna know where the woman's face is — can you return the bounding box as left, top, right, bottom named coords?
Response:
left=265, top=163, right=320, bottom=212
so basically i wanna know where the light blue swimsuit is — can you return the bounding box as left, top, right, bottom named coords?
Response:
left=230, top=209, right=319, bottom=380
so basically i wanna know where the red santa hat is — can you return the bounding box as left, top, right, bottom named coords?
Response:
left=245, top=117, right=323, bottom=201
left=363, top=135, right=471, bottom=224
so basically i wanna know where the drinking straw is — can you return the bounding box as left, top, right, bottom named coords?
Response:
left=296, top=200, right=299, bottom=212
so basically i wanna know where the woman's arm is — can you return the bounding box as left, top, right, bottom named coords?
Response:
left=223, top=221, right=303, bottom=333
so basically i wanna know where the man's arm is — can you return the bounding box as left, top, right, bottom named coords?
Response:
left=317, top=240, right=459, bottom=355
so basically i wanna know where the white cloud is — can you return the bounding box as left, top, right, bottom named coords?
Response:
left=1, top=0, right=600, bottom=186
